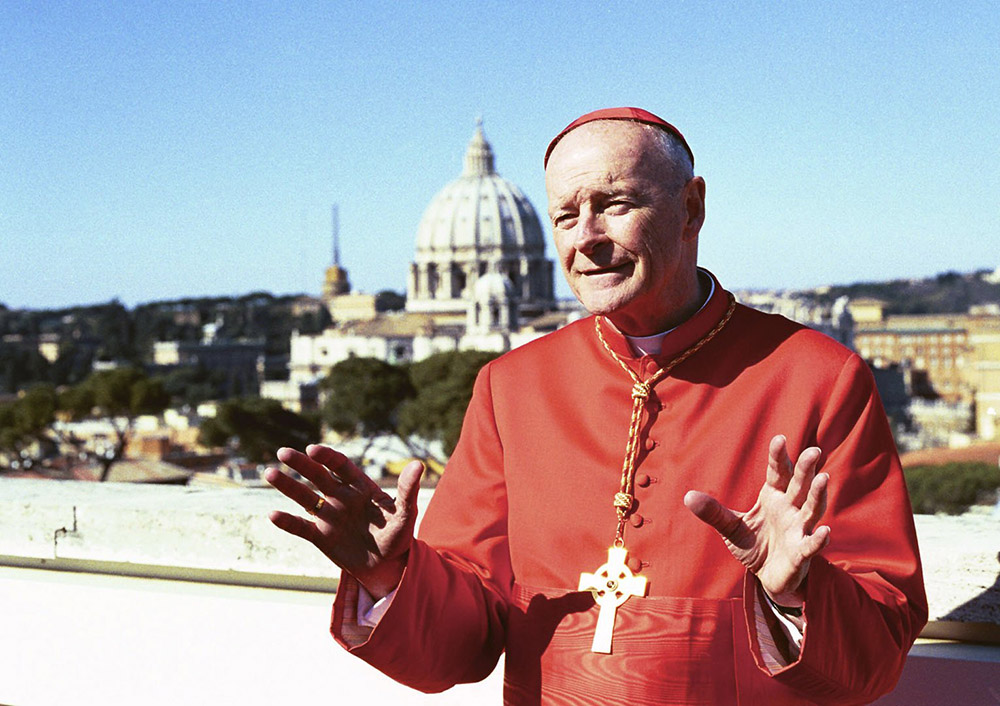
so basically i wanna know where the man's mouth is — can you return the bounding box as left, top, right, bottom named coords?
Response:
left=580, top=262, right=631, bottom=276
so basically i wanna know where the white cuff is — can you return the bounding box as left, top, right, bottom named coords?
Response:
left=356, top=584, right=397, bottom=628
left=753, top=589, right=805, bottom=672
left=765, top=597, right=804, bottom=649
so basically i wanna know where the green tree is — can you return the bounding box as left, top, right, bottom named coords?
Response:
left=199, top=397, right=320, bottom=463
left=375, top=290, right=406, bottom=312
left=93, top=300, right=134, bottom=362
left=58, top=368, right=170, bottom=481
left=157, top=365, right=228, bottom=406
left=0, top=384, right=58, bottom=465
left=0, top=343, right=51, bottom=393
left=321, top=357, right=415, bottom=463
left=0, top=403, right=17, bottom=460
left=398, top=350, right=499, bottom=458
left=904, top=462, right=1000, bottom=515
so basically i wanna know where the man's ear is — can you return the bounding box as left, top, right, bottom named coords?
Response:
left=682, top=177, right=706, bottom=241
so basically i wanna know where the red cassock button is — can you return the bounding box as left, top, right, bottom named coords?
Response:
left=627, top=556, right=642, bottom=572
left=629, top=514, right=644, bottom=528
left=636, top=474, right=651, bottom=487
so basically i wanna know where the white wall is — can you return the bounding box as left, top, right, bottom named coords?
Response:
left=0, top=566, right=502, bottom=706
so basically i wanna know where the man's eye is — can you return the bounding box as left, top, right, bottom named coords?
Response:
left=553, top=214, right=576, bottom=228
left=605, top=200, right=631, bottom=213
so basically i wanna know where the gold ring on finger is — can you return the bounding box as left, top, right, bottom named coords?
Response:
left=308, top=495, right=326, bottom=516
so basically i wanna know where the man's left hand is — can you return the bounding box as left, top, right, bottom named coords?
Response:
left=683, top=434, right=830, bottom=607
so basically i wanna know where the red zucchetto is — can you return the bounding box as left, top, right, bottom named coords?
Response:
left=544, top=107, right=694, bottom=168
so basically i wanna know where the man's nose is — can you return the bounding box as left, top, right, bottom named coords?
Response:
left=573, top=213, right=608, bottom=254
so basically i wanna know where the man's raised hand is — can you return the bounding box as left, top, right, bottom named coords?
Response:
left=683, top=435, right=830, bottom=607
left=265, top=444, right=424, bottom=599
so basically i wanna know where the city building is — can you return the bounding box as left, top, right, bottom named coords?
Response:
left=151, top=318, right=266, bottom=398
left=846, top=298, right=887, bottom=325
left=853, top=327, right=970, bottom=403
left=269, top=121, right=577, bottom=407
left=738, top=286, right=1000, bottom=445
left=853, top=309, right=1000, bottom=442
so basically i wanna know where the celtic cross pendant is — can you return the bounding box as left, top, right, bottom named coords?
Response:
left=578, top=546, right=647, bottom=653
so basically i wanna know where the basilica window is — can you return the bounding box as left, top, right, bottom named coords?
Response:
left=453, top=266, right=467, bottom=297
left=427, top=263, right=439, bottom=298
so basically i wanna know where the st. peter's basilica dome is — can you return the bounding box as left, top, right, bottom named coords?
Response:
left=406, top=120, right=554, bottom=317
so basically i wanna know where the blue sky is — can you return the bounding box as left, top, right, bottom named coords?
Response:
left=2, top=1, right=998, bottom=309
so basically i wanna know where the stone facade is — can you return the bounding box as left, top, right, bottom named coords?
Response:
left=853, top=311, right=1000, bottom=440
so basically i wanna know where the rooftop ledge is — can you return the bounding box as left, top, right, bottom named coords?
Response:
left=0, top=477, right=998, bottom=639
left=0, top=477, right=357, bottom=592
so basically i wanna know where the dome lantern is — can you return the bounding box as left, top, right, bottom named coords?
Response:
left=462, top=118, right=496, bottom=177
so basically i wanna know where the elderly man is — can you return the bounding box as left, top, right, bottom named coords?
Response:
left=266, top=108, right=926, bottom=705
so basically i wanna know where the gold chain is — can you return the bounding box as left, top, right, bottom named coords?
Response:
left=595, top=292, right=737, bottom=546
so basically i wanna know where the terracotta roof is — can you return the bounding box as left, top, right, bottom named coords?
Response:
left=900, top=443, right=1000, bottom=468
left=72, top=459, right=192, bottom=484
left=338, top=313, right=442, bottom=337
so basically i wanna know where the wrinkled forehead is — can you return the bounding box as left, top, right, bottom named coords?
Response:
left=544, top=121, right=672, bottom=187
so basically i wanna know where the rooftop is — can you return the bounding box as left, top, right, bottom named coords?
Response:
left=900, top=443, right=1000, bottom=468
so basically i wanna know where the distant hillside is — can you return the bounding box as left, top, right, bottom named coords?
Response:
left=815, top=269, right=1000, bottom=315
left=0, top=293, right=332, bottom=392
left=0, top=290, right=408, bottom=394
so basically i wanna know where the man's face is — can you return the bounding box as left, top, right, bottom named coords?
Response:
left=545, top=121, right=704, bottom=336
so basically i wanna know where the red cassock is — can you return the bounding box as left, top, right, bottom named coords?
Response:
left=331, top=273, right=927, bottom=705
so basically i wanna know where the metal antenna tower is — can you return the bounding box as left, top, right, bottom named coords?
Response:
left=331, top=204, right=341, bottom=267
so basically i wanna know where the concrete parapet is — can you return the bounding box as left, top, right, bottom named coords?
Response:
left=0, top=477, right=345, bottom=588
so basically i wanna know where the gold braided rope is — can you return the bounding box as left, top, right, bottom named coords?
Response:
left=595, top=292, right=737, bottom=546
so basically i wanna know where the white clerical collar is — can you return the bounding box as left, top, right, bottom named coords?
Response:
left=624, top=271, right=716, bottom=357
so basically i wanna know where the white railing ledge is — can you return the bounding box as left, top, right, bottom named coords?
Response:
left=0, top=477, right=343, bottom=587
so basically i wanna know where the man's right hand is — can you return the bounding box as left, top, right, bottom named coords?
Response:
left=265, top=444, right=424, bottom=599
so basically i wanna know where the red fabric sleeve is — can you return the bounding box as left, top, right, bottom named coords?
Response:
left=743, top=354, right=928, bottom=704
left=330, top=363, right=512, bottom=693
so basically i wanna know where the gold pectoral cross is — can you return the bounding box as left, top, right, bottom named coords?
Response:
left=578, top=546, right=647, bottom=654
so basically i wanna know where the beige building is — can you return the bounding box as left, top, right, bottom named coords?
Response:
left=853, top=308, right=1000, bottom=440
left=968, top=325, right=1000, bottom=440
left=846, top=298, right=887, bottom=325
left=326, top=292, right=378, bottom=323
left=854, top=327, right=971, bottom=402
